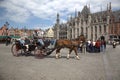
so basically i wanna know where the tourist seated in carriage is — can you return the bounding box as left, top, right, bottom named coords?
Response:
left=34, top=38, right=48, bottom=51
left=37, top=38, right=56, bottom=49
left=19, top=37, right=31, bottom=51
left=19, top=37, right=30, bottom=45
left=38, top=38, right=44, bottom=46
left=19, top=37, right=25, bottom=46
left=24, top=37, right=31, bottom=45
left=47, top=39, right=56, bottom=49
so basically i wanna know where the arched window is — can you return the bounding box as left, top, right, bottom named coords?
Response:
left=77, top=28, right=79, bottom=36
left=81, top=27, right=83, bottom=35
left=99, top=26, right=101, bottom=33
left=103, top=17, right=107, bottom=22
left=86, top=27, right=88, bottom=38
left=77, top=18, right=80, bottom=25
left=94, top=20, right=96, bottom=23
left=81, top=19, right=83, bottom=25
left=91, top=27, right=93, bottom=40
left=104, top=25, right=106, bottom=34
left=73, top=21, right=75, bottom=26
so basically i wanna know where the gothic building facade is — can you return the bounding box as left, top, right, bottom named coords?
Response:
left=54, top=2, right=120, bottom=41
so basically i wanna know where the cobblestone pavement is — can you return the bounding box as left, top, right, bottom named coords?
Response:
left=0, top=44, right=120, bottom=80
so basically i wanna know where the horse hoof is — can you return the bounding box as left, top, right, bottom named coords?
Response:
left=55, top=54, right=59, bottom=59
left=55, top=55, right=59, bottom=58
left=67, top=54, right=70, bottom=59
left=76, top=56, right=80, bottom=60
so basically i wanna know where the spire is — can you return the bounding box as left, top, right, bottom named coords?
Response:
left=56, top=13, right=60, bottom=24
left=109, top=2, right=111, bottom=10
left=89, top=3, right=90, bottom=12
left=57, top=13, right=59, bottom=19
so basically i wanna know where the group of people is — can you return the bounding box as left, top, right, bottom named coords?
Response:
left=78, top=35, right=106, bottom=53
left=78, top=39, right=106, bottom=53
left=18, top=36, right=56, bottom=50
left=86, top=39, right=106, bottom=53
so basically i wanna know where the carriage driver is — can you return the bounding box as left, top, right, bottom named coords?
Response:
left=19, top=37, right=25, bottom=45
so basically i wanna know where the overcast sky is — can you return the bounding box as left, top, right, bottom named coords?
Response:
left=0, top=0, right=120, bottom=30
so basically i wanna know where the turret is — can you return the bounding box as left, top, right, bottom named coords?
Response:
left=56, top=13, right=60, bottom=39
left=78, top=11, right=81, bottom=17
left=56, top=13, right=60, bottom=24
left=107, top=2, right=112, bottom=13
left=109, top=2, right=111, bottom=11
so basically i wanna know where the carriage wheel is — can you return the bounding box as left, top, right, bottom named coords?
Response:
left=11, top=44, right=21, bottom=57
left=34, top=49, right=45, bottom=58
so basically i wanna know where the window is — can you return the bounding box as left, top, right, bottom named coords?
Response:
left=104, top=25, right=106, bottom=34
left=91, top=27, right=93, bottom=39
left=86, top=27, right=88, bottom=38
left=99, top=26, right=101, bottom=33
left=95, top=26, right=97, bottom=40
left=81, top=27, right=83, bottom=35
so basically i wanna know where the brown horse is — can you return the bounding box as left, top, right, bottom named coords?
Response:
left=46, top=35, right=86, bottom=60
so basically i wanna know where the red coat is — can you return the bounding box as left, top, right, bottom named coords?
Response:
left=95, top=41, right=101, bottom=48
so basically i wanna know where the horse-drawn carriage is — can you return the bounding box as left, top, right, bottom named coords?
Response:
left=11, top=35, right=86, bottom=59
left=11, top=38, right=55, bottom=57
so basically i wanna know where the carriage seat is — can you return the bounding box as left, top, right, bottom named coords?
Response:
left=48, top=39, right=56, bottom=49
